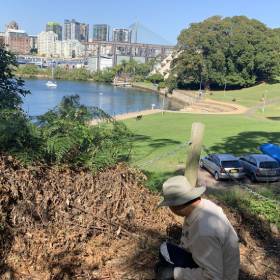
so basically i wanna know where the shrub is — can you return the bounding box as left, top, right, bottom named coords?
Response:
left=0, top=109, right=43, bottom=163
left=148, top=73, right=164, bottom=84
left=38, top=95, right=132, bottom=171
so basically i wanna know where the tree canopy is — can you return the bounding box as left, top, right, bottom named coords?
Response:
left=0, top=44, right=30, bottom=110
left=169, top=16, right=280, bottom=90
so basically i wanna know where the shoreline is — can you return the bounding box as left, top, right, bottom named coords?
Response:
left=89, top=109, right=162, bottom=125
left=131, top=82, right=160, bottom=94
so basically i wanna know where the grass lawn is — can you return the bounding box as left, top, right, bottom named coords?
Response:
left=209, top=83, right=280, bottom=107
left=133, top=81, right=158, bottom=91
left=254, top=103, right=280, bottom=119
left=124, top=112, right=280, bottom=190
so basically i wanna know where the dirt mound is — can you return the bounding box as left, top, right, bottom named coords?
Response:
left=0, top=155, right=279, bottom=280
left=0, top=155, right=177, bottom=279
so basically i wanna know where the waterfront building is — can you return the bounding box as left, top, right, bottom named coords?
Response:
left=54, top=40, right=85, bottom=58
left=46, top=22, right=62, bottom=40
left=37, top=31, right=58, bottom=57
left=64, top=19, right=89, bottom=42
left=5, top=28, right=30, bottom=54
left=112, top=28, right=131, bottom=43
left=92, top=24, right=110, bottom=41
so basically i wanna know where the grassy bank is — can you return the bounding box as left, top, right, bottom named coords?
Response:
left=212, top=188, right=280, bottom=229
left=209, top=83, right=280, bottom=107
left=132, top=81, right=159, bottom=92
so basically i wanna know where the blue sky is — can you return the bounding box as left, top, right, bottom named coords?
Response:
left=1, top=0, right=280, bottom=44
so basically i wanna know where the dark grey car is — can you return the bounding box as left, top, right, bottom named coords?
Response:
left=200, top=154, right=245, bottom=181
left=239, top=154, right=280, bottom=182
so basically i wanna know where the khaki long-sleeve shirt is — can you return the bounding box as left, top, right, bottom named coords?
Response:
left=174, top=199, right=240, bottom=280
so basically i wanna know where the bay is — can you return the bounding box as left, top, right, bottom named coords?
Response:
left=22, top=79, right=179, bottom=117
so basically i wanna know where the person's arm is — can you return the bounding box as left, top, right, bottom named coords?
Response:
left=174, top=236, right=223, bottom=280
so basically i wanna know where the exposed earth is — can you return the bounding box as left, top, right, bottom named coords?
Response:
left=0, top=155, right=279, bottom=279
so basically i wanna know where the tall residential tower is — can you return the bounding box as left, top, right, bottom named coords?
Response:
left=64, top=19, right=89, bottom=42
left=112, top=28, right=131, bottom=43
left=46, top=22, right=62, bottom=40
left=92, top=24, right=110, bottom=41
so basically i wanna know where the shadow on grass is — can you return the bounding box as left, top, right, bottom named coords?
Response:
left=131, top=134, right=181, bottom=148
left=130, top=134, right=182, bottom=165
left=267, top=117, right=280, bottom=121
left=209, top=131, right=280, bottom=155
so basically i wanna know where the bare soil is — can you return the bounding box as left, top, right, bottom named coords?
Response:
left=0, top=155, right=279, bottom=279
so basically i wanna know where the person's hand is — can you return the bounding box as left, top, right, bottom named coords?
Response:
left=155, top=264, right=174, bottom=280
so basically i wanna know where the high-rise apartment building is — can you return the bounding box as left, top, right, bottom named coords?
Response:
left=46, top=22, right=62, bottom=40
left=37, top=31, right=58, bottom=57
left=92, top=24, right=110, bottom=41
left=64, top=19, right=89, bottom=42
left=80, top=23, right=89, bottom=42
left=64, top=19, right=80, bottom=40
left=112, top=29, right=131, bottom=43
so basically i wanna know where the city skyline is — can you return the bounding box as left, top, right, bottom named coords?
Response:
left=1, top=0, right=280, bottom=44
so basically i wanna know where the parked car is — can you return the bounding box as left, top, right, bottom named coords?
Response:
left=239, top=154, right=280, bottom=182
left=200, top=154, right=245, bottom=181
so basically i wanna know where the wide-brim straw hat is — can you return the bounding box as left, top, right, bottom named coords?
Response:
left=158, top=175, right=206, bottom=207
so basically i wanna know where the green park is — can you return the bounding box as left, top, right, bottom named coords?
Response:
left=1, top=14, right=279, bottom=280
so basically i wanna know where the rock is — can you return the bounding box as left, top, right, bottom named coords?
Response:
left=270, top=223, right=279, bottom=235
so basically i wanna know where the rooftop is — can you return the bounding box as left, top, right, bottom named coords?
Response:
left=250, top=154, right=276, bottom=162
left=215, top=154, right=237, bottom=160
left=7, top=29, right=27, bottom=34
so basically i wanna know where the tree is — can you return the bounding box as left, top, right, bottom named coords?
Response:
left=148, top=73, right=164, bottom=84
left=0, top=44, right=41, bottom=162
left=0, top=44, right=30, bottom=110
left=170, top=16, right=280, bottom=90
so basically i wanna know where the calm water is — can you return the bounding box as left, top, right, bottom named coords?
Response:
left=22, top=79, right=178, bottom=117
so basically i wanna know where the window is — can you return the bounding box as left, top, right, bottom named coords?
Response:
left=213, top=156, right=220, bottom=166
left=259, top=161, right=279, bottom=169
left=248, top=157, right=257, bottom=166
left=221, top=161, right=241, bottom=168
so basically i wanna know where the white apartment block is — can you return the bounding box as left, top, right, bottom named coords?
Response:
left=38, top=30, right=85, bottom=58
left=60, top=40, right=85, bottom=58
left=37, top=31, right=58, bottom=57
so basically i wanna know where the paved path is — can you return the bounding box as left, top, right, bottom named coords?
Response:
left=114, top=109, right=161, bottom=121
left=89, top=109, right=161, bottom=125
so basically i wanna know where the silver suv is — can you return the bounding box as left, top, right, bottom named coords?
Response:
left=200, top=154, right=245, bottom=181
left=239, top=154, right=280, bottom=182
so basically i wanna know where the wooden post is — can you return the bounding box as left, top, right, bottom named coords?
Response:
left=185, top=122, right=205, bottom=188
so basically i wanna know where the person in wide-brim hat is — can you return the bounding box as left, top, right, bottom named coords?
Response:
left=157, top=175, right=206, bottom=208
left=155, top=175, right=240, bottom=280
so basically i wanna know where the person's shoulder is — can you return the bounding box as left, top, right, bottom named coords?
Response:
left=201, top=199, right=223, bottom=213
left=198, top=199, right=228, bottom=236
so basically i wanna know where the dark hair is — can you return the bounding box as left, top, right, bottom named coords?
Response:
left=171, top=197, right=201, bottom=210
left=180, top=197, right=201, bottom=208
